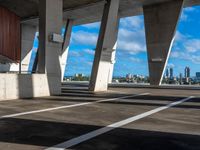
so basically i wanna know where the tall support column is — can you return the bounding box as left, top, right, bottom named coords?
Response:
left=89, top=0, right=120, bottom=92
left=60, top=19, right=73, bottom=82
left=38, top=0, right=63, bottom=95
left=143, top=0, right=183, bottom=85
left=20, top=24, right=37, bottom=73
left=108, top=50, right=117, bottom=84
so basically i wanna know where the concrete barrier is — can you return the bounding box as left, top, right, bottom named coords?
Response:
left=0, top=74, right=50, bottom=101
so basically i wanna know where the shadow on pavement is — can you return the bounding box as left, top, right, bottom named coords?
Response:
left=0, top=118, right=199, bottom=150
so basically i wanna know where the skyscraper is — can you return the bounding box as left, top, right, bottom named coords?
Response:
left=169, top=68, right=173, bottom=79
left=166, top=68, right=169, bottom=78
left=185, top=67, right=190, bottom=78
left=179, top=73, right=183, bottom=84
left=196, top=72, right=200, bottom=78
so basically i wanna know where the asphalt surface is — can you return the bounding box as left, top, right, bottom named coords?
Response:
left=0, top=84, right=199, bottom=150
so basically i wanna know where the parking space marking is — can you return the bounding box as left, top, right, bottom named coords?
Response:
left=0, top=93, right=149, bottom=119
left=45, top=96, right=194, bottom=150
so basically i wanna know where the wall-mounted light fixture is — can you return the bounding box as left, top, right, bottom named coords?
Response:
left=151, top=58, right=163, bottom=62
left=49, top=33, right=63, bottom=43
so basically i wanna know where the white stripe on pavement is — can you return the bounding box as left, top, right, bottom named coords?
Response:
left=45, top=96, right=194, bottom=150
left=0, top=93, right=149, bottom=119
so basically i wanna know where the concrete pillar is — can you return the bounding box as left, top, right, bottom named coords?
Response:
left=89, top=0, right=120, bottom=91
left=20, top=24, right=37, bottom=73
left=108, top=50, right=117, bottom=84
left=60, top=19, right=73, bottom=82
left=38, top=0, right=63, bottom=95
left=143, top=0, right=183, bottom=85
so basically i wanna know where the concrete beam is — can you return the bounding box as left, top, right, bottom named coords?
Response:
left=38, top=0, right=63, bottom=95
left=60, top=19, right=73, bottom=81
left=89, top=0, right=120, bottom=92
left=11, top=0, right=200, bottom=27
left=143, top=0, right=183, bottom=85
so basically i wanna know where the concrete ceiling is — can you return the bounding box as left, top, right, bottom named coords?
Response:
left=0, top=0, right=200, bottom=25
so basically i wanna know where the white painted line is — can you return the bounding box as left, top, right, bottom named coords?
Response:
left=107, top=90, right=130, bottom=94
left=0, top=99, right=20, bottom=102
left=45, top=96, right=194, bottom=150
left=0, top=93, right=149, bottom=119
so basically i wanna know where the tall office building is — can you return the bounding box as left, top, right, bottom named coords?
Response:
left=185, top=67, right=190, bottom=78
left=196, top=72, right=200, bottom=78
left=170, top=68, right=173, bottom=79
left=179, top=73, right=183, bottom=84
left=166, top=68, right=169, bottom=78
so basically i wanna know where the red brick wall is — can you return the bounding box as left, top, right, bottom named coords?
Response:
left=0, top=6, right=21, bottom=62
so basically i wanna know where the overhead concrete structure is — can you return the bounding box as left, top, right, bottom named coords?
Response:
left=0, top=0, right=200, bottom=100
left=0, top=0, right=199, bottom=25
left=89, top=0, right=120, bottom=91
left=143, top=0, right=184, bottom=85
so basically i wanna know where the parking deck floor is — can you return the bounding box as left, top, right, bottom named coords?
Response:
left=0, top=86, right=200, bottom=150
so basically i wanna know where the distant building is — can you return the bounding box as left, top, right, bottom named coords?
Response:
left=75, top=73, right=84, bottom=77
left=170, top=68, right=173, bottom=79
left=185, top=67, right=190, bottom=78
left=126, top=74, right=132, bottom=82
left=196, top=72, right=200, bottom=78
left=126, top=74, right=132, bottom=79
left=179, top=73, right=183, bottom=85
left=165, top=68, right=169, bottom=78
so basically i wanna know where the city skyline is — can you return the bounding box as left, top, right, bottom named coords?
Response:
left=165, top=66, right=195, bottom=78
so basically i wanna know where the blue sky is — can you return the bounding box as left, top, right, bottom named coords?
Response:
left=31, top=6, right=200, bottom=77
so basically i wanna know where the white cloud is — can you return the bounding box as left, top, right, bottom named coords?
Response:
left=184, top=39, right=200, bottom=53
left=118, top=41, right=146, bottom=54
left=117, top=28, right=146, bottom=54
left=86, top=61, right=93, bottom=66
left=167, top=63, right=175, bottom=68
left=175, top=31, right=186, bottom=41
left=71, top=16, right=146, bottom=56
left=184, top=7, right=197, bottom=12
left=174, top=31, right=200, bottom=53
left=84, top=49, right=95, bottom=55
left=171, top=51, right=200, bottom=64
left=180, top=12, right=188, bottom=21
left=71, top=31, right=98, bottom=46
left=80, top=22, right=100, bottom=29
left=120, top=16, right=144, bottom=29
left=170, top=51, right=180, bottom=58
left=69, top=51, right=81, bottom=57
left=180, top=7, right=197, bottom=22
left=130, top=57, right=142, bottom=63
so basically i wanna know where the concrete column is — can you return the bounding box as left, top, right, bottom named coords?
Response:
left=20, top=23, right=37, bottom=73
left=108, top=50, right=117, bottom=84
left=38, top=0, right=63, bottom=95
left=143, top=0, right=183, bottom=85
left=60, top=19, right=73, bottom=82
left=89, top=0, right=120, bottom=92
